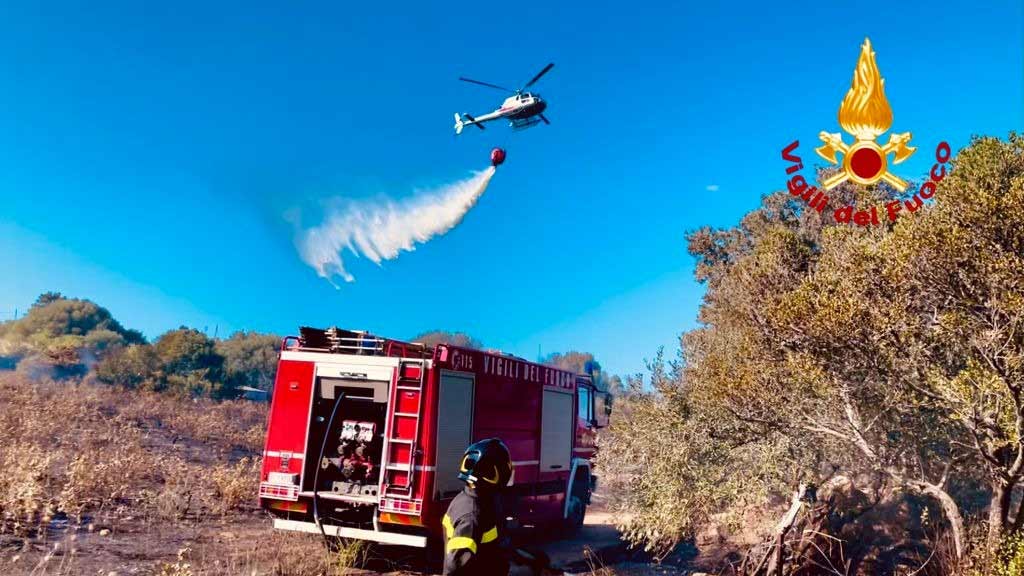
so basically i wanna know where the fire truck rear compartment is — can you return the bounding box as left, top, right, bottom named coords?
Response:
left=303, top=376, right=388, bottom=520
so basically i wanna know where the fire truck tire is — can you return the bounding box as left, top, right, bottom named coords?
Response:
left=560, top=468, right=589, bottom=537
left=562, top=493, right=586, bottom=537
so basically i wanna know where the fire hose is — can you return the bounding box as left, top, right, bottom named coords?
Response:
left=312, top=391, right=345, bottom=550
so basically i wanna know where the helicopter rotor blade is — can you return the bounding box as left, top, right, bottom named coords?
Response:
left=522, top=63, right=554, bottom=89
left=459, top=77, right=515, bottom=92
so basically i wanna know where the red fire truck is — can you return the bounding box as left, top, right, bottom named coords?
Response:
left=258, top=327, right=613, bottom=549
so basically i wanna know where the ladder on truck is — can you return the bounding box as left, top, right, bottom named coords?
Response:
left=381, top=359, right=425, bottom=514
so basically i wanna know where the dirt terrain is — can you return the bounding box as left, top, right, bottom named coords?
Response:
left=5, top=498, right=693, bottom=575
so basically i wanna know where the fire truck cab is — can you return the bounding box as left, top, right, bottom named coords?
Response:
left=258, top=327, right=612, bottom=549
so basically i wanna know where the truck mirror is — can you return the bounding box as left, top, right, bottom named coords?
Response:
left=594, top=392, right=612, bottom=428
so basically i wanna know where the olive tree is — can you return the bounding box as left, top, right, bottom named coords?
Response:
left=601, top=136, right=1024, bottom=560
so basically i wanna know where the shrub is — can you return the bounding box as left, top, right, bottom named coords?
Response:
left=0, top=443, right=56, bottom=533
left=0, top=373, right=267, bottom=532
left=969, top=532, right=1024, bottom=576
left=95, top=343, right=162, bottom=390
left=209, top=457, right=261, bottom=514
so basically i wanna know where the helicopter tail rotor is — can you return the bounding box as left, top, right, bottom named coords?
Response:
left=454, top=113, right=485, bottom=135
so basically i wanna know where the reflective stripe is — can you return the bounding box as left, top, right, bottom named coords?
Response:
left=442, top=515, right=478, bottom=554
left=442, top=514, right=454, bottom=538
left=446, top=536, right=477, bottom=554
left=481, top=526, right=498, bottom=543
left=264, top=451, right=305, bottom=459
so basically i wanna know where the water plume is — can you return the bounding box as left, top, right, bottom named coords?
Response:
left=297, top=166, right=496, bottom=284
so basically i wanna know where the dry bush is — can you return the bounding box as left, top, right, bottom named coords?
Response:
left=57, top=438, right=151, bottom=519
left=243, top=422, right=269, bottom=452
left=117, top=389, right=267, bottom=453
left=159, top=547, right=196, bottom=576
left=149, top=459, right=203, bottom=522
left=0, top=372, right=267, bottom=535
left=0, top=443, right=57, bottom=533
left=209, top=457, right=261, bottom=515
left=1, top=373, right=185, bottom=525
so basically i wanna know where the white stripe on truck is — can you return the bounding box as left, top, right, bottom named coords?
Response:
left=265, top=451, right=305, bottom=459
left=274, top=518, right=427, bottom=547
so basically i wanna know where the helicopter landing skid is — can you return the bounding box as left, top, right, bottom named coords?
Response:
left=510, top=117, right=543, bottom=130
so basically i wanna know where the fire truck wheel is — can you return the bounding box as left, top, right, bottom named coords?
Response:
left=562, top=493, right=586, bottom=537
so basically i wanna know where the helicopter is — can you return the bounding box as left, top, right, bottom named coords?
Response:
left=454, top=63, right=554, bottom=135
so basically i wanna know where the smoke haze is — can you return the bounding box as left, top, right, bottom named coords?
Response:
left=297, top=166, right=496, bottom=284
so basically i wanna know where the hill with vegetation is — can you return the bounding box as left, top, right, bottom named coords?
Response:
left=0, top=293, right=279, bottom=399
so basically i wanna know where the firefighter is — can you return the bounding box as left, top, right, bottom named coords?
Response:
left=442, top=438, right=516, bottom=576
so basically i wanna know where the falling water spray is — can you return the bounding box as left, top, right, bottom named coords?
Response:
left=297, top=166, right=497, bottom=284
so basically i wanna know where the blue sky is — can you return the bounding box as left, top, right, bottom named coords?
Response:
left=1, top=1, right=1021, bottom=378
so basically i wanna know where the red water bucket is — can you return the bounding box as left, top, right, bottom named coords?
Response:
left=490, top=147, right=506, bottom=167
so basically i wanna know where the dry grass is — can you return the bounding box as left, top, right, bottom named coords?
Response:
left=161, top=532, right=373, bottom=576
left=209, top=457, right=261, bottom=515
left=0, top=372, right=266, bottom=535
left=0, top=372, right=272, bottom=570
left=0, top=372, right=384, bottom=575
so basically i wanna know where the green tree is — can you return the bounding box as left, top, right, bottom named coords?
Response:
left=542, top=351, right=597, bottom=374
left=409, top=330, right=482, bottom=349
left=32, top=291, right=65, bottom=309
left=154, top=328, right=230, bottom=398
left=603, top=136, right=1024, bottom=561
left=216, top=331, right=280, bottom=391
left=880, top=134, right=1024, bottom=548
left=597, top=349, right=789, bottom=558
left=0, top=293, right=145, bottom=372
left=678, top=176, right=974, bottom=557
left=9, top=294, right=143, bottom=344
left=542, top=351, right=617, bottom=392
left=95, top=343, right=161, bottom=391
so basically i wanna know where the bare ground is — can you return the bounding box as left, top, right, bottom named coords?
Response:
left=3, top=506, right=703, bottom=575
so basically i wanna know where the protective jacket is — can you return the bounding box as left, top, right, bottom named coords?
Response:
left=442, top=486, right=509, bottom=576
